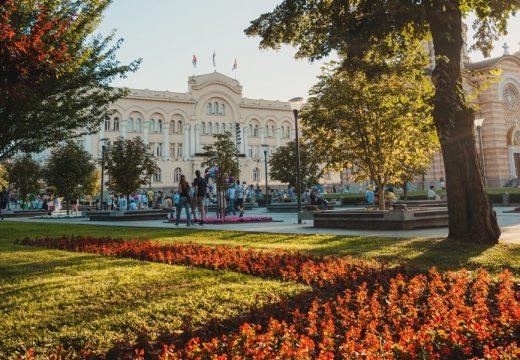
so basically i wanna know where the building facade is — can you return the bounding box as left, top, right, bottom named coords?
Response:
left=79, top=72, right=340, bottom=190
left=422, top=45, right=520, bottom=189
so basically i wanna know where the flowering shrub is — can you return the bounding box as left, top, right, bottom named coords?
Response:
left=17, top=236, right=396, bottom=290
left=18, top=236, right=520, bottom=359
left=168, top=216, right=273, bottom=224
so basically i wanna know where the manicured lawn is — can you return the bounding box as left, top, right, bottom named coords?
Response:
left=3, top=222, right=518, bottom=276
left=1, top=221, right=519, bottom=357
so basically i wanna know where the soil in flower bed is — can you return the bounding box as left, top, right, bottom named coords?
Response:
left=168, top=215, right=274, bottom=224
left=18, top=236, right=520, bottom=359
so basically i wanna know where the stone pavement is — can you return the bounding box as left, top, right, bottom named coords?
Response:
left=4, top=207, right=520, bottom=244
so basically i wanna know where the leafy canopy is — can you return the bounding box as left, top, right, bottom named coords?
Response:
left=0, top=0, right=140, bottom=161
left=202, top=132, right=239, bottom=188
left=6, top=154, right=42, bottom=200
left=44, top=142, right=96, bottom=212
left=105, top=137, right=158, bottom=198
left=269, top=140, right=323, bottom=189
left=302, top=43, right=437, bottom=209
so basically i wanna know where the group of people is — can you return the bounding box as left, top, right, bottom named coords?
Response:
left=364, top=186, right=398, bottom=206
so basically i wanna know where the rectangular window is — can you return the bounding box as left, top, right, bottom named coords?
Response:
left=248, top=146, right=253, bottom=158
left=149, top=142, right=155, bottom=156
left=156, top=143, right=163, bottom=157
left=170, top=143, right=176, bottom=158
left=177, top=144, right=183, bottom=157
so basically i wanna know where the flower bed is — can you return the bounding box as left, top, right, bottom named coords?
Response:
left=168, top=216, right=273, bottom=224
left=18, top=236, right=520, bottom=359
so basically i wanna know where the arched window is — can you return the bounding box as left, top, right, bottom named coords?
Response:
left=208, top=122, right=213, bottom=135
left=156, top=143, right=163, bottom=157
left=113, top=117, right=120, bottom=131
left=149, top=119, right=155, bottom=133
left=170, top=120, right=176, bottom=134
left=154, top=169, right=162, bottom=183
left=174, top=168, right=182, bottom=183
left=104, top=116, right=111, bottom=131
left=513, top=129, right=520, bottom=146
left=271, top=125, right=275, bottom=137
left=214, top=101, right=219, bottom=114
left=178, top=120, right=183, bottom=134
left=158, top=119, right=163, bottom=133
left=136, top=118, right=142, bottom=132
left=254, top=125, right=259, bottom=137
left=207, top=103, right=212, bottom=115
left=201, top=122, right=206, bottom=135
left=265, top=126, right=270, bottom=137
left=127, top=118, right=134, bottom=132
left=253, top=167, right=259, bottom=182
left=215, top=123, right=220, bottom=134
left=220, top=104, right=225, bottom=115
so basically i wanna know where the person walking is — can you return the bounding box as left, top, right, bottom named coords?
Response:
left=175, top=174, right=192, bottom=226
left=0, top=187, right=8, bottom=220
left=235, top=179, right=245, bottom=217
left=192, top=170, right=207, bottom=225
left=227, top=182, right=237, bottom=215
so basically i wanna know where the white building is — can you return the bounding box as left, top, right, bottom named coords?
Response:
left=79, top=72, right=340, bottom=190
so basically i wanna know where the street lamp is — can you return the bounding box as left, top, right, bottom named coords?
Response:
left=289, top=97, right=304, bottom=224
left=474, top=118, right=486, bottom=185
left=261, top=143, right=269, bottom=204
left=99, top=138, right=109, bottom=210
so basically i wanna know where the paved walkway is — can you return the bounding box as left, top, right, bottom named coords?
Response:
left=5, top=207, right=520, bottom=244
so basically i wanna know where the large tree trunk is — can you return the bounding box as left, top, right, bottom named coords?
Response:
left=378, top=185, right=385, bottom=211
left=426, top=1, right=500, bottom=243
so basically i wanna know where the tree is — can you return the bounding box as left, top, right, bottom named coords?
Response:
left=269, top=140, right=323, bottom=190
left=0, top=0, right=140, bottom=161
left=44, top=142, right=96, bottom=214
left=6, top=154, right=41, bottom=202
left=0, top=164, right=7, bottom=189
left=201, top=132, right=240, bottom=188
left=105, top=137, right=158, bottom=209
left=245, top=0, right=515, bottom=243
left=303, top=47, right=436, bottom=210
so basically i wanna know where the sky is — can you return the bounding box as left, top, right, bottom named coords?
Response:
left=97, top=0, right=520, bottom=102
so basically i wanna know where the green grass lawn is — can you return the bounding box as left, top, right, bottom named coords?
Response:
left=1, top=221, right=519, bottom=358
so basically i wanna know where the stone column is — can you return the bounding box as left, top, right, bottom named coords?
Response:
left=98, top=128, right=105, bottom=158
left=194, top=124, right=201, bottom=154
left=121, top=119, right=127, bottom=139
left=143, top=120, right=150, bottom=145
left=85, top=131, right=92, bottom=156
left=260, top=127, right=265, bottom=144
left=163, top=121, right=170, bottom=160
left=184, top=123, right=191, bottom=160
left=189, top=124, right=196, bottom=156
left=240, top=126, right=247, bottom=154
left=244, top=127, right=249, bottom=158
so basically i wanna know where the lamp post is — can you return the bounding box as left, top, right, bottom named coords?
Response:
left=261, top=144, right=269, bottom=204
left=99, top=138, right=109, bottom=210
left=474, top=118, right=486, bottom=186
left=289, top=97, right=304, bottom=224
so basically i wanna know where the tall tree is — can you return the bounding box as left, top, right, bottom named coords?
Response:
left=202, top=132, right=239, bottom=215
left=245, top=0, right=516, bottom=243
left=6, top=154, right=42, bottom=202
left=303, top=47, right=436, bottom=210
left=44, top=142, right=96, bottom=215
left=201, top=132, right=240, bottom=189
left=0, top=164, right=7, bottom=189
left=105, top=137, right=158, bottom=209
left=269, top=140, right=323, bottom=190
left=0, top=0, right=140, bottom=161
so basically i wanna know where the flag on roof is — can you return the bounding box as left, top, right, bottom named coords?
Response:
left=232, top=58, right=238, bottom=71
left=213, top=50, right=216, bottom=67
left=192, top=54, right=197, bottom=67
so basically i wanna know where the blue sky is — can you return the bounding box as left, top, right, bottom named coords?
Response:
left=97, top=0, right=520, bottom=101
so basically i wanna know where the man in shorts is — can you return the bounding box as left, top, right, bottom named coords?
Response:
left=235, top=179, right=245, bottom=217
left=192, top=170, right=207, bottom=225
